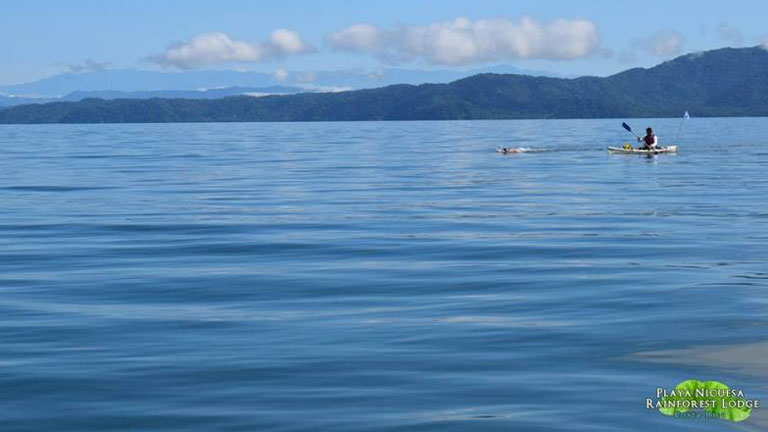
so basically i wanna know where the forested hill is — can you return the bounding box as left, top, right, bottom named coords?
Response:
left=2, top=46, right=768, bottom=124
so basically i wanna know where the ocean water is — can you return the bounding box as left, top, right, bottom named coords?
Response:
left=1, top=119, right=767, bottom=431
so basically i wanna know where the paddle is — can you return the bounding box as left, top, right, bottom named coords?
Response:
left=622, top=122, right=641, bottom=140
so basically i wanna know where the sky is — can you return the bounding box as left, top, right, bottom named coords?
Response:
left=1, top=0, right=767, bottom=85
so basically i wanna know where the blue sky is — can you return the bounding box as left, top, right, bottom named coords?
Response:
left=1, top=0, right=767, bottom=85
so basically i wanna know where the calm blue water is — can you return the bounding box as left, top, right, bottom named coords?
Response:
left=1, top=119, right=767, bottom=431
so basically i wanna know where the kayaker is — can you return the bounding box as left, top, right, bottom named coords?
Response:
left=638, top=127, right=658, bottom=150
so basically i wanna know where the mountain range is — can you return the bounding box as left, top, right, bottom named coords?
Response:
left=1, top=46, right=767, bottom=123
left=0, top=86, right=309, bottom=108
left=0, top=65, right=563, bottom=99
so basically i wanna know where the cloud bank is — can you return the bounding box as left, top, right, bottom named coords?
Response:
left=635, top=30, right=684, bottom=57
left=153, top=31, right=314, bottom=69
left=327, top=17, right=601, bottom=65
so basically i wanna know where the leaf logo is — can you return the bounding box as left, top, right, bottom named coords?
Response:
left=656, top=380, right=753, bottom=422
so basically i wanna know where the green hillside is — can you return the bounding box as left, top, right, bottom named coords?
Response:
left=2, top=47, right=768, bottom=124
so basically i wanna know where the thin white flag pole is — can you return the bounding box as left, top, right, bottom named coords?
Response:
left=675, top=111, right=690, bottom=141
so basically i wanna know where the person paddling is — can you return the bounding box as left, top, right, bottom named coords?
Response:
left=639, top=127, right=658, bottom=150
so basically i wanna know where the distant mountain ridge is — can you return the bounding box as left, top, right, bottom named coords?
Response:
left=0, top=94, right=55, bottom=108
left=0, top=66, right=565, bottom=98
left=2, top=47, right=767, bottom=123
left=0, top=86, right=307, bottom=107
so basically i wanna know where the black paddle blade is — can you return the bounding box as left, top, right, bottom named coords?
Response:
left=622, top=122, right=632, bottom=133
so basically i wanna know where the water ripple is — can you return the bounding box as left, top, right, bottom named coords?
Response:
left=1, top=120, right=767, bottom=432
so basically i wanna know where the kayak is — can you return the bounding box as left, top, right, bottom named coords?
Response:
left=608, top=146, right=678, bottom=154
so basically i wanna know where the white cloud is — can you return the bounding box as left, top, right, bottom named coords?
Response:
left=635, top=30, right=684, bottom=58
left=243, top=85, right=352, bottom=96
left=327, top=24, right=383, bottom=51
left=300, top=85, right=353, bottom=93
left=274, top=69, right=289, bottom=81
left=327, top=17, right=601, bottom=65
left=269, top=29, right=311, bottom=54
left=153, top=31, right=314, bottom=69
left=760, top=36, right=768, bottom=50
